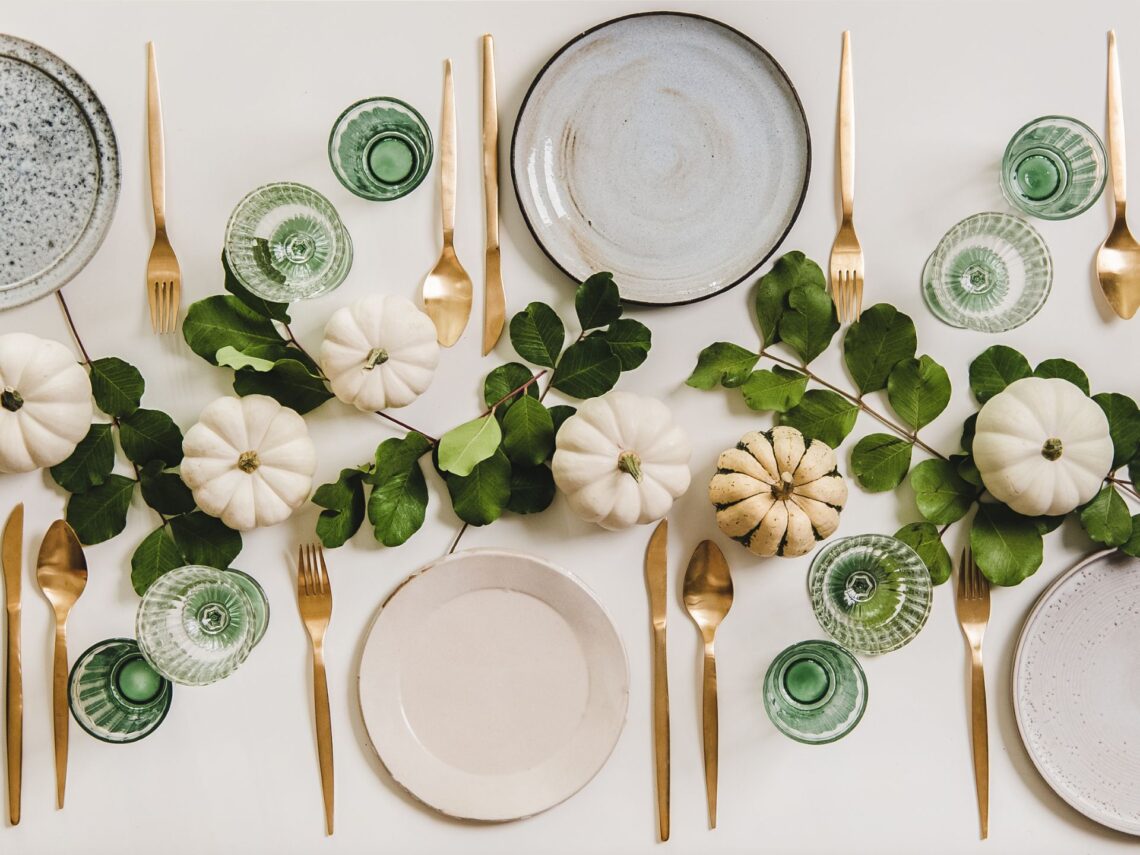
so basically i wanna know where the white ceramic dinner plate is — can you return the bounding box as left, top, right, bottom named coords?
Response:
left=358, top=549, right=629, bottom=822
left=511, top=12, right=810, bottom=305
left=0, top=34, right=119, bottom=309
left=1014, top=549, right=1140, bottom=835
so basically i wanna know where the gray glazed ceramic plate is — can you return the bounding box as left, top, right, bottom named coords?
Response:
left=511, top=12, right=810, bottom=305
left=0, top=34, right=120, bottom=309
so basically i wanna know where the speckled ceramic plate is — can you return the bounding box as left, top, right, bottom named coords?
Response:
left=0, top=34, right=119, bottom=309
left=511, top=12, right=810, bottom=305
left=1014, top=550, right=1140, bottom=835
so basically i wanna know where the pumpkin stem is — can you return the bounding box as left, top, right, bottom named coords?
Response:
left=617, top=451, right=643, bottom=483
left=1, top=388, right=23, bottom=412
left=773, top=471, right=795, bottom=500
left=363, top=348, right=389, bottom=370
left=1041, top=437, right=1063, bottom=461
left=237, top=450, right=261, bottom=473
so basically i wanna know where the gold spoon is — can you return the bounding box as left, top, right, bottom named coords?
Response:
left=1097, top=30, right=1140, bottom=320
left=36, top=520, right=87, bottom=809
left=422, top=58, right=473, bottom=345
left=682, top=540, right=733, bottom=829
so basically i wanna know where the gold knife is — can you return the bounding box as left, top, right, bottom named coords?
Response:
left=644, top=519, right=669, bottom=841
left=481, top=33, right=505, bottom=355
left=3, top=504, right=22, bottom=826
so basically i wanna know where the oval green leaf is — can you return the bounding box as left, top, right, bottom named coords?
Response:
left=438, top=416, right=503, bottom=477
left=850, top=434, right=914, bottom=492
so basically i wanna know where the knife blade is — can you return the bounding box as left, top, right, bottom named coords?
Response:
left=481, top=34, right=505, bottom=355
left=644, top=519, right=669, bottom=841
left=3, top=503, right=23, bottom=826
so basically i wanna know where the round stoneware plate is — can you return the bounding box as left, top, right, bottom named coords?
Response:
left=1014, top=549, right=1140, bottom=835
left=358, top=549, right=629, bottom=821
left=511, top=12, right=810, bottom=305
left=0, top=34, right=119, bottom=309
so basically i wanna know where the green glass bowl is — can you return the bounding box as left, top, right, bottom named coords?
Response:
left=328, top=97, right=433, bottom=201
left=921, top=212, right=1052, bottom=332
left=69, top=638, right=173, bottom=744
left=763, top=640, right=867, bottom=745
left=1001, top=116, right=1106, bottom=220
left=807, top=534, right=932, bottom=655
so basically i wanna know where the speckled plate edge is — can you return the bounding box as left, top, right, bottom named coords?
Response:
left=0, top=33, right=120, bottom=309
left=509, top=10, right=811, bottom=307
left=1012, top=548, right=1140, bottom=836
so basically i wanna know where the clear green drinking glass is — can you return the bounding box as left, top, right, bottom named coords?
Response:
left=1001, top=116, right=1106, bottom=220
left=136, top=565, right=258, bottom=686
left=224, top=182, right=353, bottom=302
left=69, top=638, right=173, bottom=744
left=227, top=568, right=270, bottom=647
left=329, top=97, right=433, bottom=201
left=763, top=640, right=867, bottom=745
left=921, top=212, right=1052, bottom=332
left=807, top=534, right=932, bottom=656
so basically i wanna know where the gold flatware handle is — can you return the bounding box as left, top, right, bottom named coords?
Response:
left=482, top=35, right=505, bottom=355
left=312, top=653, right=334, bottom=835
left=970, top=652, right=989, bottom=839
left=441, top=58, right=456, bottom=239
left=1109, top=31, right=1127, bottom=210
left=5, top=606, right=20, bottom=826
left=650, top=625, right=669, bottom=841
left=52, top=623, right=68, bottom=809
left=146, top=42, right=166, bottom=229
left=838, top=31, right=854, bottom=218
left=701, top=640, right=718, bottom=829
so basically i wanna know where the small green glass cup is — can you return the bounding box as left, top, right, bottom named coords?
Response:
left=1001, top=116, right=1106, bottom=220
left=763, top=640, right=867, bottom=744
left=69, top=638, right=173, bottom=744
left=329, top=97, right=433, bottom=201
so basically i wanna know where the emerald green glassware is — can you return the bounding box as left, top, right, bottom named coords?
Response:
left=224, top=182, right=353, bottom=302
left=807, top=534, right=932, bottom=655
left=329, top=97, right=433, bottom=201
left=921, top=212, right=1052, bottom=332
left=1001, top=116, right=1106, bottom=220
left=69, top=638, right=173, bottom=744
left=763, top=640, right=867, bottom=744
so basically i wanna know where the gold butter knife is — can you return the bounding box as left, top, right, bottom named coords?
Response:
left=482, top=34, right=506, bottom=355
left=644, top=520, right=669, bottom=841
left=3, top=504, right=22, bottom=826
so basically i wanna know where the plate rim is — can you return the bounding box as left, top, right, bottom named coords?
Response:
left=508, top=9, right=812, bottom=307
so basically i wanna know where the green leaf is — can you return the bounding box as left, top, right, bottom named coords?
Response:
left=968, top=345, right=1031, bottom=403
left=1033, top=358, right=1090, bottom=395
left=886, top=355, right=952, bottom=430
left=501, top=396, right=554, bottom=466
left=551, top=337, right=621, bottom=399
left=216, top=345, right=276, bottom=373
left=313, top=469, right=366, bottom=548
left=509, top=302, right=565, bottom=367
left=549, top=405, right=576, bottom=436
left=483, top=363, right=540, bottom=412
left=971, top=502, right=1044, bottom=586
left=368, top=433, right=432, bottom=547
left=961, top=414, right=977, bottom=454
left=89, top=357, right=144, bottom=417
left=131, top=526, right=186, bottom=595
left=49, top=423, right=114, bottom=493
left=952, top=452, right=983, bottom=487
left=1079, top=485, right=1133, bottom=547
left=233, top=359, right=333, bottom=415
left=602, top=318, right=651, bottom=370
left=170, top=511, right=242, bottom=569
left=910, top=459, right=975, bottom=524
left=842, top=304, right=918, bottom=394
left=575, top=272, right=622, bottom=330
left=740, top=367, right=808, bottom=413
left=119, top=408, right=184, bottom=467
left=1122, top=516, right=1140, bottom=557
left=777, top=285, right=838, bottom=365
left=445, top=449, right=512, bottom=526
left=1093, top=392, right=1140, bottom=470
left=685, top=342, right=760, bottom=390
left=222, top=250, right=291, bottom=323
left=778, top=390, right=859, bottom=448
left=137, top=461, right=195, bottom=516
left=508, top=464, right=556, bottom=514
left=850, top=434, right=914, bottom=492
left=438, top=416, right=503, bottom=477
left=65, top=474, right=135, bottom=545
left=1030, top=514, right=1066, bottom=535
left=894, top=522, right=952, bottom=585
left=183, top=295, right=290, bottom=366
left=754, top=251, right=825, bottom=346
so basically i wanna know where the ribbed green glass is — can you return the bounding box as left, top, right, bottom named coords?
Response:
left=69, top=638, right=173, bottom=744
left=763, top=640, right=867, bottom=744
left=1001, top=116, right=1106, bottom=220
left=328, top=97, right=433, bottom=201
left=808, top=534, right=932, bottom=655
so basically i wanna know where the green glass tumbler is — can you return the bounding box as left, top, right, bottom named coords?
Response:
left=763, top=640, right=867, bottom=744
left=1001, top=116, right=1106, bottom=220
left=329, top=97, right=433, bottom=201
left=69, top=638, right=173, bottom=744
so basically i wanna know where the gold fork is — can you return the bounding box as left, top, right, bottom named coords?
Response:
left=829, top=31, right=864, bottom=323
left=145, top=42, right=181, bottom=334
left=298, top=543, right=334, bottom=836
left=955, top=546, right=990, bottom=840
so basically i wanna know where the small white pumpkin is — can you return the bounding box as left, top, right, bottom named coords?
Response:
left=319, top=295, right=440, bottom=412
left=551, top=391, right=691, bottom=530
left=973, top=376, right=1113, bottom=517
left=709, top=426, right=847, bottom=558
left=0, top=332, right=92, bottom=474
left=180, top=394, right=317, bottom=531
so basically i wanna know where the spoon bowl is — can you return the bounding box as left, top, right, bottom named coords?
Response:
left=1097, top=219, right=1140, bottom=319
left=423, top=243, right=473, bottom=346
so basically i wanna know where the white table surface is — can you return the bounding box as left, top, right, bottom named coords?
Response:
left=2, top=1, right=1139, bottom=852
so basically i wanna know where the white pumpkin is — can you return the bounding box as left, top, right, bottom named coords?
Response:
left=319, top=295, right=439, bottom=412
left=551, top=391, right=691, bottom=530
left=180, top=394, right=317, bottom=531
left=709, top=426, right=847, bottom=558
left=973, top=376, right=1113, bottom=517
left=0, top=332, right=92, bottom=474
